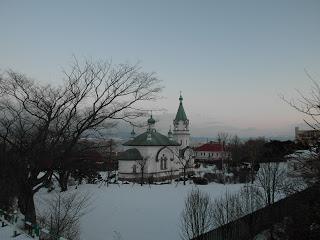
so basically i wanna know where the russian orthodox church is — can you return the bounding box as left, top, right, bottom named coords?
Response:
left=118, top=93, right=193, bottom=182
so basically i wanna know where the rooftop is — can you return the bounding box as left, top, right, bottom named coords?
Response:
left=124, top=130, right=180, bottom=146
left=195, top=142, right=224, bottom=152
left=118, top=148, right=143, bottom=161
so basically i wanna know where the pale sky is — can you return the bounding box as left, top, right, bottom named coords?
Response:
left=1, top=0, right=320, bottom=139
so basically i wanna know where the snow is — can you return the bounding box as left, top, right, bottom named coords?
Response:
left=0, top=219, right=32, bottom=240
left=285, top=149, right=317, bottom=160
left=35, top=182, right=243, bottom=240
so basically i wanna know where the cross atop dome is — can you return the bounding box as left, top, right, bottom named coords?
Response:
left=179, top=91, right=183, bottom=102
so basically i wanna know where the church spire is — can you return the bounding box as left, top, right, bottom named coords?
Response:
left=173, top=92, right=190, bottom=149
left=174, top=92, right=188, bottom=122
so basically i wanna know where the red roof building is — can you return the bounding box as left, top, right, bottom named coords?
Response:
left=194, top=141, right=228, bottom=163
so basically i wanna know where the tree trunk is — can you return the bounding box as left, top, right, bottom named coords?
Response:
left=58, top=170, right=70, bottom=192
left=18, top=183, right=36, bottom=224
left=250, top=164, right=254, bottom=184
left=141, top=170, right=144, bottom=186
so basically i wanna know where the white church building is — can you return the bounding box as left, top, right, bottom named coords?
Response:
left=118, top=94, right=193, bottom=182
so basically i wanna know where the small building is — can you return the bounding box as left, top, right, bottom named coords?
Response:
left=194, top=141, right=228, bottom=164
left=295, top=127, right=320, bottom=146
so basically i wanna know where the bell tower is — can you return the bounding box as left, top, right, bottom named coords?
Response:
left=173, top=93, right=190, bottom=149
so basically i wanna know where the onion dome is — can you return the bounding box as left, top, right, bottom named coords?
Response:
left=148, top=114, right=156, bottom=125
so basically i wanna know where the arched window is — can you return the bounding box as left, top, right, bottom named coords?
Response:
left=160, top=156, right=168, bottom=170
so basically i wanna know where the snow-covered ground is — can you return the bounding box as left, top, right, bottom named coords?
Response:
left=35, top=182, right=243, bottom=240
left=0, top=219, right=32, bottom=240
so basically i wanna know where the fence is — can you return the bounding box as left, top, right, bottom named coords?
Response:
left=193, top=185, right=320, bottom=240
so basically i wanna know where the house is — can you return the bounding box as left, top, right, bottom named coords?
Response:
left=118, top=94, right=194, bottom=182
left=194, top=141, right=228, bottom=164
left=295, top=127, right=320, bottom=146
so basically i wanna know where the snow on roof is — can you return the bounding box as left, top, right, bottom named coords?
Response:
left=285, top=149, right=317, bottom=160
left=195, top=142, right=224, bottom=152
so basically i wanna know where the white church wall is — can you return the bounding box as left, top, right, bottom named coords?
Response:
left=118, top=160, right=136, bottom=174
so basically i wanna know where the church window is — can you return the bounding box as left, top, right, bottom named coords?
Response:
left=133, top=165, right=136, bottom=173
left=160, top=156, right=168, bottom=170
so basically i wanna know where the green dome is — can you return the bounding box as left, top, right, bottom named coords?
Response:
left=148, top=115, right=156, bottom=124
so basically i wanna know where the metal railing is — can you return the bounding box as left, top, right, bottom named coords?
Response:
left=0, top=209, right=67, bottom=240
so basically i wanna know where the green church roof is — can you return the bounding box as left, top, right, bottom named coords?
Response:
left=118, top=148, right=143, bottom=161
left=174, top=94, right=188, bottom=122
left=124, top=130, right=180, bottom=146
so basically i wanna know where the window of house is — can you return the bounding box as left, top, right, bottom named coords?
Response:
left=133, top=164, right=136, bottom=173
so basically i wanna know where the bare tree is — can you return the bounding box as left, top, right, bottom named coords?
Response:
left=136, top=156, right=148, bottom=186
left=244, top=138, right=266, bottom=183
left=228, top=135, right=242, bottom=166
left=281, top=72, right=320, bottom=182
left=96, top=138, right=119, bottom=187
left=0, top=57, right=162, bottom=223
left=281, top=71, right=320, bottom=133
left=238, top=184, right=264, bottom=215
left=255, top=162, right=286, bottom=205
left=174, top=147, right=194, bottom=185
left=37, top=191, right=91, bottom=240
left=217, top=132, right=229, bottom=145
left=212, top=191, right=243, bottom=228
left=180, top=188, right=214, bottom=240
